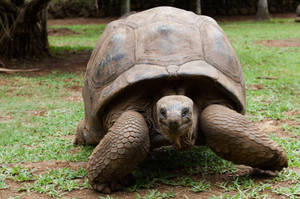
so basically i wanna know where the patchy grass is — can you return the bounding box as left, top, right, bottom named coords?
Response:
left=19, top=168, right=90, bottom=198
left=48, top=24, right=106, bottom=53
left=0, top=17, right=299, bottom=198
left=222, top=18, right=300, bottom=121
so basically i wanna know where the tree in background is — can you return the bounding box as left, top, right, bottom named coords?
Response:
left=0, top=0, right=50, bottom=59
left=121, top=0, right=130, bottom=15
left=256, top=0, right=270, bottom=20
left=196, top=0, right=201, bottom=15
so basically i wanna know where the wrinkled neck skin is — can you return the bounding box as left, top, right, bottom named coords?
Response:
left=183, top=104, right=198, bottom=148
left=156, top=95, right=198, bottom=150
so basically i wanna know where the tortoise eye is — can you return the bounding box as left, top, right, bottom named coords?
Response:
left=160, top=108, right=167, bottom=119
left=181, top=107, right=189, bottom=117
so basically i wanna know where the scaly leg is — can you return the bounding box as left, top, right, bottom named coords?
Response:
left=200, top=104, right=288, bottom=171
left=87, top=110, right=150, bottom=193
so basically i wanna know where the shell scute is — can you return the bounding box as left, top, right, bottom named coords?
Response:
left=202, top=21, right=243, bottom=83
left=90, top=23, right=135, bottom=88
left=135, top=21, right=203, bottom=65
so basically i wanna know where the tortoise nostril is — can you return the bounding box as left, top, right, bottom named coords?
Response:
left=169, top=120, right=180, bottom=130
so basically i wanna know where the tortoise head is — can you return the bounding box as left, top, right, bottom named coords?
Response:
left=156, top=95, right=196, bottom=149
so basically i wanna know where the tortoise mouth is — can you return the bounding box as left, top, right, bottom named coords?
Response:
left=159, top=120, right=191, bottom=134
left=158, top=118, right=192, bottom=144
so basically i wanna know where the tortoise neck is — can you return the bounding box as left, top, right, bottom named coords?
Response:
left=160, top=87, right=186, bottom=96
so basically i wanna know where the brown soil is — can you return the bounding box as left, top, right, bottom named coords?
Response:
left=27, top=110, right=48, bottom=117
left=65, top=92, right=83, bottom=103
left=6, top=161, right=87, bottom=175
left=247, top=84, right=264, bottom=90
left=0, top=160, right=288, bottom=199
left=48, top=17, right=117, bottom=26
left=0, top=78, right=10, bottom=85
left=48, top=28, right=79, bottom=36
left=255, top=38, right=300, bottom=47
left=0, top=180, right=52, bottom=199
left=257, top=119, right=300, bottom=139
left=1, top=51, right=89, bottom=73
left=0, top=113, right=12, bottom=123
left=285, top=110, right=300, bottom=117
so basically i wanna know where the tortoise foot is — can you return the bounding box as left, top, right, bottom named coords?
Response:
left=251, top=168, right=277, bottom=177
left=92, top=174, right=134, bottom=193
left=200, top=104, right=288, bottom=171
left=88, top=111, right=150, bottom=193
left=93, top=183, right=112, bottom=194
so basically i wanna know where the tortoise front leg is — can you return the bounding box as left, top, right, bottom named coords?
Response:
left=88, top=111, right=150, bottom=193
left=200, top=104, right=288, bottom=171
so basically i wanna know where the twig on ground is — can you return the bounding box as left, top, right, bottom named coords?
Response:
left=256, top=76, right=278, bottom=80
left=0, top=67, right=41, bottom=73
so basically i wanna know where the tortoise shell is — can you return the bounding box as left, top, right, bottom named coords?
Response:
left=82, top=6, right=245, bottom=139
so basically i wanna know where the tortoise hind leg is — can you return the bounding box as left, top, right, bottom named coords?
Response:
left=88, top=110, right=150, bottom=193
left=200, top=104, right=288, bottom=171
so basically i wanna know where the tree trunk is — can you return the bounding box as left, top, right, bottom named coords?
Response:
left=196, top=0, right=201, bottom=15
left=256, top=0, right=270, bottom=20
left=121, top=0, right=130, bottom=15
left=296, top=4, right=300, bottom=22
left=0, top=0, right=51, bottom=59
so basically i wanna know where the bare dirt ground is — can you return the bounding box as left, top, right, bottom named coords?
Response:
left=0, top=51, right=90, bottom=73
left=0, top=160, right=288, bottom=199
left=48, top=28, right=79, bottom=36
left=48, top=17, right=117, bottom=26
left=255, top=38, right=300, bottom=47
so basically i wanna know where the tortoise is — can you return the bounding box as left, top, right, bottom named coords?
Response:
left=74, top=7, right=288, bottom=193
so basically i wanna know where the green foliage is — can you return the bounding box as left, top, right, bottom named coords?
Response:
left=272, top=184, right=300, bottom=199
left=20, top=168, right=89, bottom=198
left=136, top=189, right=176, bottom=199
left=0, top=165, right=36, bottom=189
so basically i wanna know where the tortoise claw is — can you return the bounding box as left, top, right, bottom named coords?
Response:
left=92, top=177, right=133, bottom=193
left=251, top=168, right=278, bottom=177
left=93, top=183, right=111, bottom=193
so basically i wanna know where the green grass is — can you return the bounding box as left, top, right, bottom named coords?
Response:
left=0, top=18, right=299, bottom=198
left=48, top=24, right=106, bottom=53
left=20, top=168, right=90, bottom=197
left=222, top=18, right=300, bottom=121
left=136, top=189, right=176, bottom=199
